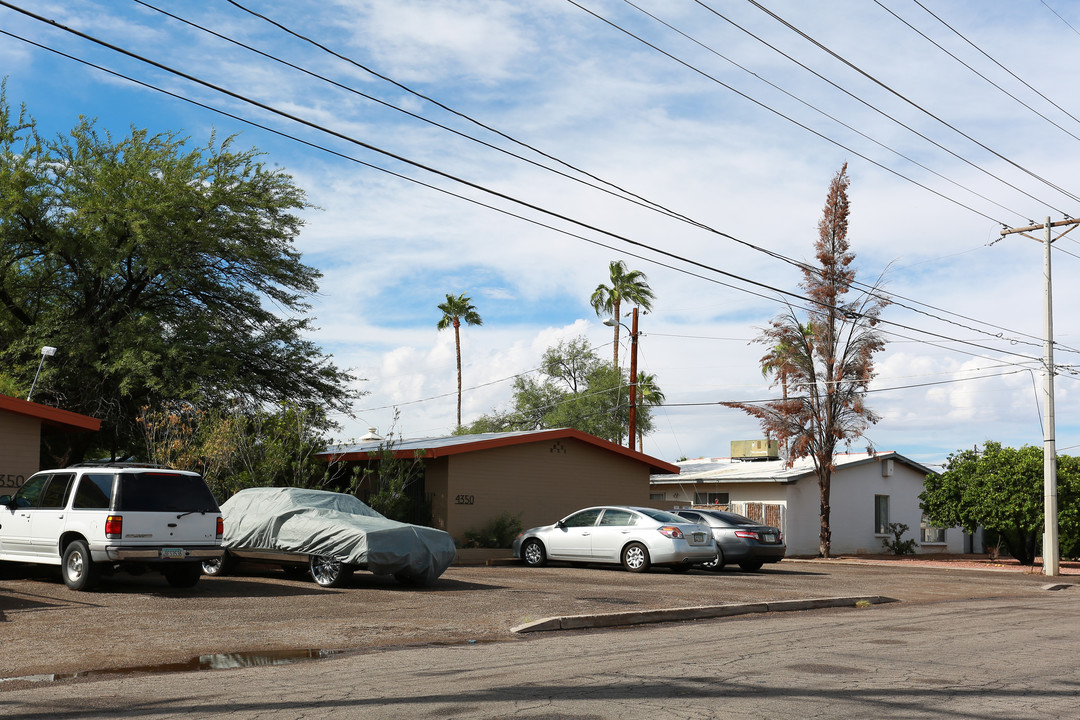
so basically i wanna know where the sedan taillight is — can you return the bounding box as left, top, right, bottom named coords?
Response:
left=658, top=525, right=684, bottom=539
left=216, top=516, right=224, bottom=539
left=105, top=515, right=122, bottom=539
left=734, top=530, right=760, bottom=540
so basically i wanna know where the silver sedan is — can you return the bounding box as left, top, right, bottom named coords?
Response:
left=513, top=505, right=716, bottom=573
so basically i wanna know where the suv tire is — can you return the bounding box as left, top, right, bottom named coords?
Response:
left=62, top=539, right=100, bottom=591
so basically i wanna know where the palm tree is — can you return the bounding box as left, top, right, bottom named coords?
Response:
left=634, top=371, right=665, bottom=453
left=590, top=260, right=655, bottom=368
left=436, top=293, right=483, bottom=428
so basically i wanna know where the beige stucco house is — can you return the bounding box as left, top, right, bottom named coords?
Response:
left=650, top=451, right=978, bottom=556
left=0, top=394, right=101, bottom=494
left=320, top=428, right=680, bottom=544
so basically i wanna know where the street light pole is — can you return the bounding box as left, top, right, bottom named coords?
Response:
left=27, top=345, right=57, bottom=402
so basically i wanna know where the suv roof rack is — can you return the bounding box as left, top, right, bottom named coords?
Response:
left=66, top=461, right=172, bottom=469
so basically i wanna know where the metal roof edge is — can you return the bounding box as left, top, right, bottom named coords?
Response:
left=0, top=394, right=101, bottom=432
left=320, top=428, right=680, bottom=474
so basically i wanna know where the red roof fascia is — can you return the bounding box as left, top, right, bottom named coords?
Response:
left=327, top=427, right=681, bottom=475
left=0, top=394, right=101, bottom=432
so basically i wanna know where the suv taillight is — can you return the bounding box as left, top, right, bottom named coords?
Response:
left=105, top=515, right=122, bottom=539
left=216, top=516, right=223, bottom=539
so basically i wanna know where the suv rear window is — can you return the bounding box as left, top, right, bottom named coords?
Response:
left=115, top=472, right=220, bottom=513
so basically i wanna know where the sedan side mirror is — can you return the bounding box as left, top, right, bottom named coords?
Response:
left=0, top=495, right=13, bottom=508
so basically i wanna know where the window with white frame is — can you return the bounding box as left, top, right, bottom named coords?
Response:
left=921, top=514, right=946, bottom=543
left=694, top=491, right=729, bottom=505
left=874, top=495, right=890, bottom=534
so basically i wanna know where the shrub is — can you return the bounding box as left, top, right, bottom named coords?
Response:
left=882, top=522, right=918, bottom=555
left=462, top=512, right=524, bottom=549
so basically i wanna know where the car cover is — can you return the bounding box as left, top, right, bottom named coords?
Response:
left=220, top=487, right=456, bottom=584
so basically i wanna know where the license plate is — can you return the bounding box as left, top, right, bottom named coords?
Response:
left=161, top=548, right=185, bottom=559
left=693, top=532, right=705, bottom=543
left=762, top=534, right=777, bottom=543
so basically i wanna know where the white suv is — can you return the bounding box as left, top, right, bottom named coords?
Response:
left=0, top=464, right=222, bottom=590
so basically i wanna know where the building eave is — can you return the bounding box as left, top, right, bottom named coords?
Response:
left=320, top=427, right=681, bottom=475
left=0, top=394, right=101, bottom=433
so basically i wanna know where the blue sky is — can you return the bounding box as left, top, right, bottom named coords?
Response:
left=3, top=0, right=1080, bottom=466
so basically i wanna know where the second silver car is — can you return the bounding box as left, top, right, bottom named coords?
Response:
left=513, top=505, right=715, bottom=573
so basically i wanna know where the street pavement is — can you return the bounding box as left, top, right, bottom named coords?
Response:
left=2, top=590, right=1077, bottom=719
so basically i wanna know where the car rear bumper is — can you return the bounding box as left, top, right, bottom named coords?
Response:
left=97, top=546, right=222, bottom=562
left=649, top=541, right=718, bottom=565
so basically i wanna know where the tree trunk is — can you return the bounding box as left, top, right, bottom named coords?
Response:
left=454, top=319, right=462, bottom=427
left=612, top=298, right=621, bottom=368
left=818, top=464, right=832, bottom=558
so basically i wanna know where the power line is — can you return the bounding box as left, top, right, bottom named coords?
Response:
left=746, top=0, right=1080, bottom=209
left=0, top=5, right=1056, bottom=368
left=144, top=0, right=1067, bottom=357
left=912, top=0, right=1080, bottom=130
left=619, top=0, right=1027, bottom=221
left=876, top=0, right=1080, bottom=143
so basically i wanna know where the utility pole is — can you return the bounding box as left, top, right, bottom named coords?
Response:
left=999, top=216, right=1080, bottom=576
left=628, top=307, right=639, bottom=451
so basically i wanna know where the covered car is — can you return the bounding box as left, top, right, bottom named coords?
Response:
left=204, top=487, right=456, bottom=587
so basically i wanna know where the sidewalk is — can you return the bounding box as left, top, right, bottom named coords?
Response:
left=797, top=553, right=1080, bottom=575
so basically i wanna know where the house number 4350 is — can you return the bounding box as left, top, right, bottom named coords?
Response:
left=454, top=494, right=475, bottom=505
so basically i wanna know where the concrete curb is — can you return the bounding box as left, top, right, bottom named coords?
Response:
left=510, top=595, right=897, bottom=633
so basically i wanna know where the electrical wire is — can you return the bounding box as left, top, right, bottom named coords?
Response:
left=745, top=0, right=1080, bottom=208
left=875, top=0, right=1080, bottom=143
left=0, top=4, right=1062, bottom=385
left=144, top=0, right=1068, bottom=357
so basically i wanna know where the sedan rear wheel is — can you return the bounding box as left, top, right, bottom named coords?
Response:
left=702, top=548, right=725, bottom=571
left=738, top=559, right=764, bottom=572
left=521, top=538, right=547, bottom=568
left=309, top=555, right=352, bottom=588
left=621, top=542, right=651, bottom=573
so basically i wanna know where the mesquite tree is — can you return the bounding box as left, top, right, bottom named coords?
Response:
left=726, top=165, right=889, bottom=557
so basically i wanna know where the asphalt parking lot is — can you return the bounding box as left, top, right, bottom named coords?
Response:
left=1, top=557, right=1073, bottom=684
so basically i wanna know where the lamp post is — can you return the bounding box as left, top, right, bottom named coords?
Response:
left=604, top=307, right=639, bottom=450
left=27, top=345, right=57, bottom=402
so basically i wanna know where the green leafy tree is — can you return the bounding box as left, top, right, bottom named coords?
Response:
left=459, top=336, right=659, bottom=445
left=436, top=293, right=483, bottom=428
left=0, top=90, right=357, bottom=463
left=921, top=441, right=1080, bottom=564
left=724, top=165, right=889, bottom=557
left=590, top=260, right=655, bottom=368
left=138, top=401, right=335, bottom=502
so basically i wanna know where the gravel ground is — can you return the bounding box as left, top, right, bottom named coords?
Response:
left=1, top=554, right=1075, bottom=687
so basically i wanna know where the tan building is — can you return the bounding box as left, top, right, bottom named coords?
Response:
left=321, top=428, right=680, bottom=544
left=0, top=394, right=101, bottom=494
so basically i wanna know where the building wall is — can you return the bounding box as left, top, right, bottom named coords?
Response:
left=0, top=412, right=40, bottom=494
left=440, top=437, right=652, bottom=543
left=652, top=458, right=975, bottom=557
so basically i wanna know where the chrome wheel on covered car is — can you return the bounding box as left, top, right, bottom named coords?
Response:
left=309, top=555, right=352, bottom=588
left=201, top=551, right=235, bottom=577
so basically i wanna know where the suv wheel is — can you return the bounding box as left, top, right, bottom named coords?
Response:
left=62, top=540, right=100, bottom=591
